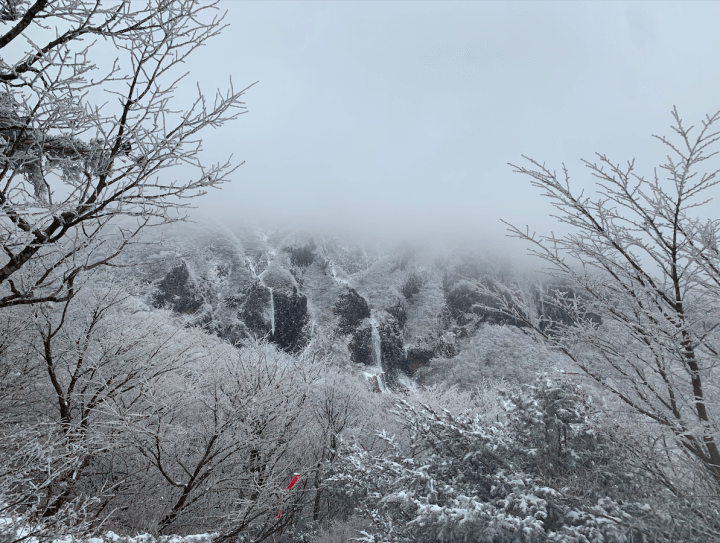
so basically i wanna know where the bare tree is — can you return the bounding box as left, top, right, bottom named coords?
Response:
left=0, top=0, right=252, bottom=308
left=307, top=370, right=359, bottom=523
left=488, top=108, right=720, bottom=489
left=117, top=341, right=322, bottom=538
left=0, top=428, right=100, bottom=543
left=0, top=283, right=208, bottom=540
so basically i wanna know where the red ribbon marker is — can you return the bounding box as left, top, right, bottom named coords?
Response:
left=277, top=473, right=300, bottom=520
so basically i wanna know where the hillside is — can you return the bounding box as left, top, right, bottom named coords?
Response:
left=125, top=222, right=567, bottom=390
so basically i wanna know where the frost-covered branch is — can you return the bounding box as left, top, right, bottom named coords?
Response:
left=0, top=0, right=253, bottom=307
left=497, top=108, right=720, bottom=488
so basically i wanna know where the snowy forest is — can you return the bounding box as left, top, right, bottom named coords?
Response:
left=2, top=1, right=720, bottom=542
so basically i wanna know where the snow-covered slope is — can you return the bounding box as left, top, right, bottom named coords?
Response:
left=123, top=223, right=572, bottom=387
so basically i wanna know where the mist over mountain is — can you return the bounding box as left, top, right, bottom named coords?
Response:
left=4, top=1, right=720, bottom=540
left=122, top=221, right=569, bottom=391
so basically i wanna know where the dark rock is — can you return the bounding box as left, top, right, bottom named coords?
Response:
left=239, top=283, right=272, bottom=339
left=406, top=346, right=434, bottom=375
left=334, top=288, right=371, bottom=334
left=272, top=286, right=310, bottom=353
left=289, top=267, right=304, bottom=290
left=444, top=279, right=528, bottom=330
left=224, top=295, right=244, bottom=310
left=152, top=261, right=203, bottom=314
left=348, top=322, right=374, bottom=365
left=379, top=317, right=409, bottom=383
left=284, top=240, right=316, bottom=268
left=349, top=314, right=409, bottom=386
left=445, top=281, right=482, bottom=319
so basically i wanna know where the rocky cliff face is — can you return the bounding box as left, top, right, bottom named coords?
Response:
left=129, top=223, right=581, bottom=387
left=270, top=286, right=310, bottom=353
left=334, top=288, right=371, bottom=335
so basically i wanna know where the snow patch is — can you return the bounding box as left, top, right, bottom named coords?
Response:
left=366, top=316, right=387, bottom=392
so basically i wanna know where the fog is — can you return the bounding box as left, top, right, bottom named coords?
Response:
left=175, top=1, right=720, bottom=258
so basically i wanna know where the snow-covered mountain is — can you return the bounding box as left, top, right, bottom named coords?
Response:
left=124, top=223, right=571, bottom=388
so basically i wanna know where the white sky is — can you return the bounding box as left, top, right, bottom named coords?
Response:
left=183, top=1, right=720, bottom=251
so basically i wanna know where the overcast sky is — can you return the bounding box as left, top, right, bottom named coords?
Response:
left=186, top=1, right=720, bottom=250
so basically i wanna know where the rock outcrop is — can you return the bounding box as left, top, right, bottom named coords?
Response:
left=443, top=279, right=528, bottom=335
left=348, top=321, right=374, bottom=366
left=406, top=346, right=435, bottom=375
left=152, top=261, right=204, bottom=314
left=239, top=282, right=273, bottom=339
left=334, top=288, right=371, bottom=334
left=377, top=316, right=409, bottom=384
left=271, top=286, right=310, bottom=353
left=134, top=224, right=554, bottom=387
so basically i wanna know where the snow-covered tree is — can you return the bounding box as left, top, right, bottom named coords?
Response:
left=0, top=284, right=207, bottom=541
left=0, top=0, right=251, bottom=308
left=487, top=109, right=720, bottom=490
left=0, top=284, right=336, bottom=540
left=122, top=341, right=321, bottom=539
left=325, top=381, right=717, bottom=542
